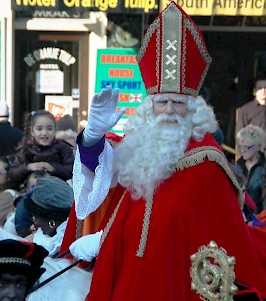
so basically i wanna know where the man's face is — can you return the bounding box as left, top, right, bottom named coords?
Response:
left=0, top=273, right=28, bottom=301
left=31, top=216, right=56, bottom=237
left=152, top=93, right=188, bottom=119
left=255, top=80, right=266, bottom=105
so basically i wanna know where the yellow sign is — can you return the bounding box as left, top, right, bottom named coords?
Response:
left=161, top=0, right=266, bottom=15
left=13, top=0, right=159, bottom=14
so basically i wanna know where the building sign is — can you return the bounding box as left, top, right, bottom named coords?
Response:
left=95, top=48, right=146, bottom=134
left=45, top=95, right=73, bottom=120
left=36, top=70, right=64, bottom=94
left=161, top=0, right=266, bottom=15
left=12, top=0, right=266, bottom=16
left=12, top=0, right=160, bottom=17
left=24, top=47, right=76, bottom=94
left=24, top=47, right=76, bottom=67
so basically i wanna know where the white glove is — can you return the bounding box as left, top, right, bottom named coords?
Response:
left=83, top=86, right=126, bottom=146
left=69, top=230, right=103, bottom=262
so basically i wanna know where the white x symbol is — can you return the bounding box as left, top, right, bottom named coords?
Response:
left=165, top=69, right=176, bottom=80
left=166, top=54, right=177, bottom=65
left=166, top=40, right=177, bottom=51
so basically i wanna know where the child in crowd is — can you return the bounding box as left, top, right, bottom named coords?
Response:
left=9, top=110, right=74, bottom=185
left=11, top=170, right=49, bottom=237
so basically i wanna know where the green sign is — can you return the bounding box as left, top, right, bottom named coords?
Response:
left=95, top=48, right=146, bottom=134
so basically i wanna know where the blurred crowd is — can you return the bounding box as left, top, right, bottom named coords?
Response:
left=0, top=103, right=78, bottom=241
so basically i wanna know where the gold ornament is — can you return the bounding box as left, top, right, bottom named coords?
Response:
left=190, top=241, right=238, bottom=301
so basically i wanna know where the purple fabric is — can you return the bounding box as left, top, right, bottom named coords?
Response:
left=76, top=131, right=105, bottom=172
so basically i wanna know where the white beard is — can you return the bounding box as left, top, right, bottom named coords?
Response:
left=113, top=113, right=193, bottom=200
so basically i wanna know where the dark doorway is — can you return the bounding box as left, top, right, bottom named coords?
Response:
left=14, top=31, right=89, bottom=131
left=202, top=31, right=266, bottom=148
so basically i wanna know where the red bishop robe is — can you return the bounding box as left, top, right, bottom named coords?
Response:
left=85, top=133, right=266, bottom=301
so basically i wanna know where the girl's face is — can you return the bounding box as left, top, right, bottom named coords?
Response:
left=31, top=116, right=56, bottom=146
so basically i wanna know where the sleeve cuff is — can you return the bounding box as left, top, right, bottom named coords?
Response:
left=76, top=131, right=105, bottom=171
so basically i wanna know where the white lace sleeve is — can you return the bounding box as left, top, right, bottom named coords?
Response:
left=73, top=141, right=113, bottom=220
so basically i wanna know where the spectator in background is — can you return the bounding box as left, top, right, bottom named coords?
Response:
left=56, top=114, right=77, bottom=151
left=234, top=124, right=266, bottom=220
left=24, top=176, right=74, bottom=257
left=0, top=101, right=24, bottom=156
left=56, top=114, right=78, bottom=172
left=56, top=129, right=77, bottom=156
left=9, top=110, right=74, bottom=186
left=0, top=156, right=20, bottom=227
left=56, top=114, right=77, bottom=132
left=12, top=170, right=49, bottom=238
left=236, top=75, right=266, bottom=134
left=0, top=239, right=48, bottom=301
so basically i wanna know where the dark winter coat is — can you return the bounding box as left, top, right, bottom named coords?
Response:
left=0, top=121, right=24, bottom=156
left=9, top=138, right=74, bottom=184
left=237, top=152, right=265, bottom=214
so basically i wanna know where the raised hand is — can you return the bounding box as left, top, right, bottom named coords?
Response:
left=83, top=86, right=126, bottom=145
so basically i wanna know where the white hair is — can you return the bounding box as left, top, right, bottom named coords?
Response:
left=123, top=95, right=217, bottom=139
left=114, top=94, right=218, bottom=200
left=236, top=124, right=266, bottom=152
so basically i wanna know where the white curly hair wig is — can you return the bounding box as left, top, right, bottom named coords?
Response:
left=123, top=94, right=218, bottom=139
left=114, top=94, right=218, bottom=201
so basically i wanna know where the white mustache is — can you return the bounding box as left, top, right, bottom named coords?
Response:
left=155, top=114, right=185, bottom=124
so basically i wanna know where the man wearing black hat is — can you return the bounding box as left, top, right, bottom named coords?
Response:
left=0, top=239, right=48, bottom=301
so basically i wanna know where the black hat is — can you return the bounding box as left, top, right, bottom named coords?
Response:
left=0, top=239, right=48, bottom=292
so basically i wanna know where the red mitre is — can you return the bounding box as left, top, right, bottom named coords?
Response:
left=136, top=1, right=212, bottom=96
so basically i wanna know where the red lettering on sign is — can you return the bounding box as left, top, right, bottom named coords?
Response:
left=109, top=69, right=134, bottom=78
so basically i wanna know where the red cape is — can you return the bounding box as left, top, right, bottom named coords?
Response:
left=85, top=134, right=266, bottom=301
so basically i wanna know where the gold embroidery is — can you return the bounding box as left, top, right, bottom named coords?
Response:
left=156, top=26, right=160, bottom=94
left=183, top=18, right=212, bottom=96
left=76, top=219, right=83, bottom=240
left=147, top=86, right=158, bottom=95
left=175, top=146, right=244, bottom=207
left=190, top=241, right=238, bottom=301
left=100, top=145, right=243, bottom=259
left=136, top=19, right=159, bottom=63
left=99, top=189, right=154, bottom=258
left=161, top=4, right=182, bottom=93
left=99, top=190, right=126, bottom=249
left=136, top=197, right=154, bottom=257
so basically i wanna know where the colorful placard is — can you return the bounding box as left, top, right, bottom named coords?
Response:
left=95, top=48, right=146, bottom=134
